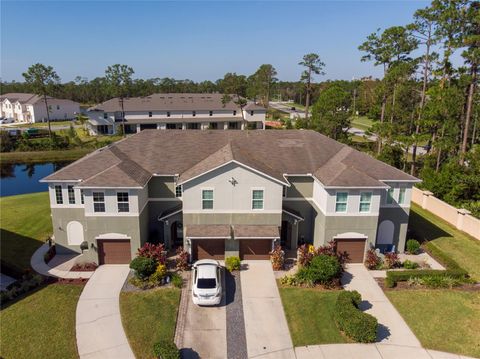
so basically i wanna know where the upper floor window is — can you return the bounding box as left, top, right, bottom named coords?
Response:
left=167, top=111, right=171, bottom=117
left=250, top=110, right=254, bottom=116
left=233, top=110, right=237, bottom=116
left=103, top=112, right=108, bottom=119
left=335, top=192, right=348, bottom=213
left=386, top=188, right=394, bottom=204
left=209, top=111, right=213, bottom=116
left=117, top=192, right=129, bottom=212
left=359, top=192, right=372, bottom=213
left=252, top=189, right=264, bottom=209
left=175, top=185, right=183, bottom=198
left=93, top=192, right=105, bottom=213
left=398, top=188, right=406, bottom=204
left=55, top=185, right=63, bottom=204
left=202, top=189, right=213, bottom=209
left=192, top=111, right=196, bottom=117
left=56, top=105, right=60, bottom=110
left=68, top=185, right=75, bottom=204
left=80, top=189, right=84, bottom=204
left=148, top=111, right=152, bottom=117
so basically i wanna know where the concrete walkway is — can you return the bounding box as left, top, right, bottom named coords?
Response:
left=342, top=264, right=421, bottom=347
left=75, top=265, right=134, bottom=359
left=294, top=343, right=476, bottom=359
left=31, top=244, right=94, bottom=279
left=240, top=260, right=295, bottom=359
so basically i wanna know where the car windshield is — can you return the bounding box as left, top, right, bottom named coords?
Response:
left=197, top=278, right=216, bottom=289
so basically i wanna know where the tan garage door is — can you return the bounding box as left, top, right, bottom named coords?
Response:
left=240, top=239, right=272, bottom=260
left=98, top=239, right=131, bottom=264
left=336, top=238, right=366, bottom=263
left=191, top=238, right=225, bottom=261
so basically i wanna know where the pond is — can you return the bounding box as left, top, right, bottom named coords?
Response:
left=0, top=162, right=72, bottom=197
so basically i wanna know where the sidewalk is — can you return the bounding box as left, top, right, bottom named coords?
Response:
left=30, top=243, right=94, bottom=279
left=342, top=264, right=421, bottom=347
left=295, top=343, right=476, bottom=359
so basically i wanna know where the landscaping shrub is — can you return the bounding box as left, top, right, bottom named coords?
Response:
left=280, top=274, right=298, bottom=286
left=137, top=243, right=167, bottom=265
left=402, top=260, right=419, bottom=270
left=385, top=268, right=467, bottom=288
left=170, top=272, right=183, bottom=288
left=175, top=247, right=189, bottom=271
left=149, top=264, right=167, bottom=285
left=333, top=290, right=378, bottom=343
left=364, top=249, right=381, bottom=269
left=297, top=244, right=313, bottom=267
left=0, top=274, right=44, bottom=305
left=130, top=257, right=157, bottom=280
left=296, top=255, right=341, bottom=286
left=153, top=340, right=180, bottom=359
left=270, top=244, right=285, bottom=270
left=225, top=256, right=241, bottom=272
left=419, top=275, right=462, bottom=289
left=406, top=239, right=420, bottom=254
left=383, top=252, right=400, bottom=269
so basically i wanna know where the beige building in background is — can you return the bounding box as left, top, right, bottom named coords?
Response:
left=0, top=93, right=80, bottom=123
left=86, top=93, right=266, bottom=135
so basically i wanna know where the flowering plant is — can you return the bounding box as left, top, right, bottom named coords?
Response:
left=270, top=244, right=285, bottom=271
left=137, top=243, right=167, bottom=265
left=175, top=246, right=190, bottom=271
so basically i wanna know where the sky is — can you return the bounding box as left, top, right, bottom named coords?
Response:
left=1, top=0, right=438, bottom=83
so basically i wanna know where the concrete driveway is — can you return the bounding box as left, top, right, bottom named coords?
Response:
left=181, top=268, right=227, bottom=359
left=342, top=264, right=421, bottom=347
left=240, top=260, right=295, bottom=359
left=76, top=265, right=134, bottom=359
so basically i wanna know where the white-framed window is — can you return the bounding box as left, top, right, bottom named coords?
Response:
left=167, top=111, right=171, bottom=117
left=233, top=110, right=236, bottom=116
left=250, top=110, right=254, bottom=116
left=398, top=188, right=406, bottom=204
left=202, top=189, right=213, bottom=209
left=359, top=192, right=372, bottom=213
left=93, top=192, right=105, bottom=213
left=386, top=188, right=395, bottom=204
left=252, top=189, right=264, bottom=210
left=117, top=192, right=129, bottom=212
left=335, top=192, right=348, bottom=213
left=209, top=111, right=213, bottom=116
left=104, top=112, right=108, bottom=119
left=80, top=189, right=85, bottom=204
left=55, top=185, right=63, bottom=204
left=67, top=185, right=75, bottom=204
left=192, top=111, right=196, bottom=117
left=56, top=105, right=60, bottom=110
left=148, top=111, right=152, bottom=117
left=175, top=185, right=183, bottom=198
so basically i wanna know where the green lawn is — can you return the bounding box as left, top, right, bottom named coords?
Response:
left=285, top=102, right=306, bottom=110
left=1, top=148, right=93, bottom=164
left=0, top=192, right=52, bottom=274
left=409, top=203, right=480, bottom=281
left=10, top=120, right=78, bottom=128
left=350, top=116, right=374, bottom=131
left=279, top=286, right=347, bottom=346
left=387, top=290, right=480, bottom=358
left=120, top=288, right=181, bottom=359
left=0, top=284, right=83, bottom=359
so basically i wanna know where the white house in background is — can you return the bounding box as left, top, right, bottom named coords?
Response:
left=0, top=93, right=80, bottom=124
left=86, top=93, right=266, bottom=135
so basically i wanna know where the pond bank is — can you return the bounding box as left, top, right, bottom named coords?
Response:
left=0, top=148, right=93, bottom=164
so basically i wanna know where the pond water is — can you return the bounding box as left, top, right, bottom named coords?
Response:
left=0, top=162, right=72, bottom=197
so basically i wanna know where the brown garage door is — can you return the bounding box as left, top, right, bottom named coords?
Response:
left=240, top=239, right=272, bottom=260
left=191, top=238, right=225, bottom=261
left=336, top=238, right=366, bottom=263
left=98, top=239, right=131, bottom=264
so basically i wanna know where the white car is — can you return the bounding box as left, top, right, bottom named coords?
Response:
left=192, top=259, right=222, bottom=306
left=0, top=118, right=14, bottom=124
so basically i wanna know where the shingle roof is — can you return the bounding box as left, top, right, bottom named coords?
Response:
left=1, top=93, right=79, bottom=106
left=42, top=130, right=419, bottom=188
left=91, top=93, right=265, bottom=112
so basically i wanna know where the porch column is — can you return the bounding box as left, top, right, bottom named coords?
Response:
left=136, top=124, right=141, bottom=133
left=223, top=121, right=228, bottom=130
left=291, top=221, right=299, bottom=250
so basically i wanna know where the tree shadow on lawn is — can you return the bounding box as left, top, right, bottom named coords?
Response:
left=408, top=208, right=451, bottom=243
left=0, top=228, right=45, bottom=279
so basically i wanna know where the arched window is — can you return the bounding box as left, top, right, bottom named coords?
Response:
left=67, top=221, right=84, bottom=245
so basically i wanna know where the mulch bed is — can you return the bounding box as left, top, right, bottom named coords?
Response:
left=376, top=277, right=480, bottom=292
left=70, top=263, right=98, bottom=272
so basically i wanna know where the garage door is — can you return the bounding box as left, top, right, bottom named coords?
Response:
left=98, top=239, right=131, bottom=264
left=191, top=238, right=225, bottom=260
left=240, top=239, right=272, bottom=260
left=335, top=238, right=366, bottom=263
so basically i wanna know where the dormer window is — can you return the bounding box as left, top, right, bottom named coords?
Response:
left=250, top=111, right=254, bottom=116
left=209, top=111, right=213, bottom=116
left=167, top=111, right=171, bottom=117
left=233, top=110, right=237, bottom=116
left=192, top=111, right=196, bottom=117
left=148, top=112, right=153, bottom=117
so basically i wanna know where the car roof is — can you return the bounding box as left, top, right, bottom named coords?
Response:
left=196, top=264, right=217, bottom=279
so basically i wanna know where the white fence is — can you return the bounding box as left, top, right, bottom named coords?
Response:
left=412, top=187, right=480, bottom=240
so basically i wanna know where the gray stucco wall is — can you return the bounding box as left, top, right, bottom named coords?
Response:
left=148, top=177, right=176, bottom=198
left=286, top=176, right=313, bottom=198
left=377, top=207, right=410, bottom=253
left=282, top=200, right=315, bottom=244
left=225, top=238, right=239, bottom=258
